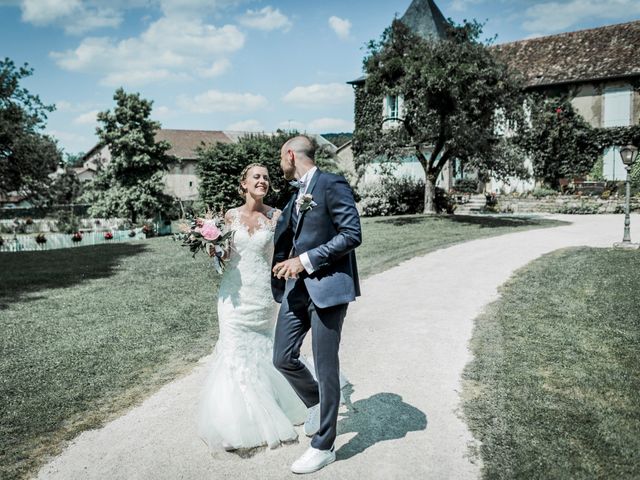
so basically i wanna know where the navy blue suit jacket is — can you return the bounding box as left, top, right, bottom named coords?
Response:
left=271, top=170, right=362, bottom=308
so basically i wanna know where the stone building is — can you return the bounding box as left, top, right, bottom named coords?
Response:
left=492, top=20, right=640, bottom=183
left=347, top=0, right=640, bottom=191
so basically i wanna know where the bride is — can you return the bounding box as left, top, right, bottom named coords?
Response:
left=197, top=163, right=308, bottom=452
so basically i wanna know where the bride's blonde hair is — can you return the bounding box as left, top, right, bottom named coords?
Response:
left=238, top=163, right=273, bottom=197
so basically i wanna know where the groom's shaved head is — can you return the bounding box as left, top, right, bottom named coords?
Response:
left=282, top=135, right=316, bottom=162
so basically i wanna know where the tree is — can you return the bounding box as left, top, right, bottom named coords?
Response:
left=83, top=88, right=175, bottom=223
left=64, top=151, right=86, bottom=167
left=517, top=96, right=603, bottom=187
left=356, top=19, right=529, bottom=213
left=197, top=132, right=342, bottom=212
left=50, top=167, right=83, bottom=205
left=0, top=58, right=61, bottom=202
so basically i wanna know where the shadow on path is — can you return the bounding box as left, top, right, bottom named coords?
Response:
left=0, top=243, right=149, bottom=309
left=378, top=214, right=567, bottom=229
left=336, top=386, right=427, bottom=460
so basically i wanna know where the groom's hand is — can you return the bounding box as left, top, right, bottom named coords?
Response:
left=273, top=257, right=304, bottom=280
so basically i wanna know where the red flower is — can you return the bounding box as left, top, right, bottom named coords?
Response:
left=104, top=232, right=114, bottom=240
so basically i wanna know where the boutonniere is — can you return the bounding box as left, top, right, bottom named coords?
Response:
left=296, top=193, right=317, bottom=213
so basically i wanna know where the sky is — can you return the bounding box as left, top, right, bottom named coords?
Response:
left=1, top=0, right=639, bottom=155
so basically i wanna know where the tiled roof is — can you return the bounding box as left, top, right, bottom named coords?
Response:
left=492, top=20, right=640, bottom=88
left=155, top=129, right=233, bottom=159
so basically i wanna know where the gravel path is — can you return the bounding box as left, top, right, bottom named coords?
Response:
left=35, top=214, right=634, bottom=480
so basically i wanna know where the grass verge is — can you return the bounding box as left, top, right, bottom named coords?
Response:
left=0, top=214, right=563, bottom=479
left=463, top=247, right=640, bottom=479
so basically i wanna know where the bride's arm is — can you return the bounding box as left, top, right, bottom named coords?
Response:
left=209, top=209, right=235, bottom=259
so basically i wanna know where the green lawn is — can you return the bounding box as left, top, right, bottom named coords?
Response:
left=463, top=248, right=640, bottom=479
left=0, top=214, right=562, bottom=479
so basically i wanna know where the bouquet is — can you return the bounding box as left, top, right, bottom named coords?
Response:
left=173, top=209, right=234, bottom=274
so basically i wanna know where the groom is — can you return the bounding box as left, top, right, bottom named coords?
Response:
left=271, top=135, right=361, bottom=474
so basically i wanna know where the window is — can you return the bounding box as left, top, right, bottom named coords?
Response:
left=386, top=95, right=399, bottom=120
left=603, top=85, right=632, bottom=127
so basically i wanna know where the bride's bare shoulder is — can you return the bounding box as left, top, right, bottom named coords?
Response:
left=224, top=208, right=239, bottom=224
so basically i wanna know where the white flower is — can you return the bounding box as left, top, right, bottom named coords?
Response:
left=296, top=193, right=317, bottom=212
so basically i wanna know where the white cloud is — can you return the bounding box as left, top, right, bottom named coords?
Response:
left=226, top=119, right=264, bottom=131
left=282, top=83, right=353, bottom=107
left=73, top=109, right=100, bottom=125
left=54, top=100, right=74, bottom=111
left=198, top=58, right=231, bottom=78
left=51, top=18, right=245, bottom=86
left=523, top=0, right=640, bottom=33
left=47, top=129, right=93, bottom=153
left=307, top=118, right=354, bottom=133
left=19, top=0, right=122, bottom=34
left=21, top=0, right=80, bottom=24
left=177, top=89, right=268, bottom=113
left=449, top=0, right=484, bottom=12
left=328, top=16, right=351, bottom=40
left=154, top=105, right=172, bottom=118
left=53, top=100, right=104, bottom=113
left=239, top=6, right=291, bottom=32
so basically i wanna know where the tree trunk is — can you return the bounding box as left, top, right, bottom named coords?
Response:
left=131, top=208, right=137, bottom=225
left=424, top=173, right=437, bottom=215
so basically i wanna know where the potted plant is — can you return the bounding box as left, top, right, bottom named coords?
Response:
left=35, top=233, right=47, bottom=244
left=142, top=224, right=154, bottom=237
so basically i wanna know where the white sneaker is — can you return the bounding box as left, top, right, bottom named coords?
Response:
left=303, top=404, right=320, bottom=437
left=291, top=445, right=335, bottom=474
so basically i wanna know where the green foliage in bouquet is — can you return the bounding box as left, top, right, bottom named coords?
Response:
left=173, top=215, right=234, bottom=274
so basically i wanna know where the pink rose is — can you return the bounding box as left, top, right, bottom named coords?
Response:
left=199, top=220, right=222, bottom=241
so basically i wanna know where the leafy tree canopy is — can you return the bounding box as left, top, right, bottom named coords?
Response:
left=357, top=19, right=529, bottom=213
left=196, top=132, right=342, bottom=212
left=0, top=58, right=61, bottom=202
left=82, top=88, right=175, bottom=223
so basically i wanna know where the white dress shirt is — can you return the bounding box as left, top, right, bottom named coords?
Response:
left=296, top=166, right=317, bottom=274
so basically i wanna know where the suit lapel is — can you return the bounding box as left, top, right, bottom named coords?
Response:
left=275, top=192, right=296, bottom=244
left=294, top=169, right=321, bottom=238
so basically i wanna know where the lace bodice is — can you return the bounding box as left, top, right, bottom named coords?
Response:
left=217, top=208, right=280, bottom=319
left=225, top=208, right=278, bottom=268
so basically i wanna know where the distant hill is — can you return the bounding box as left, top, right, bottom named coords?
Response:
left=321, top=132, right=353, bottom=149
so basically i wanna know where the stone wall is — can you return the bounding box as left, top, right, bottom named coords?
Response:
left=496, top=195, right=640, bottom=214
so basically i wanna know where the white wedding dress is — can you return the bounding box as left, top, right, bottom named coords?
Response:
left=197, top=208, right=308, bottom=451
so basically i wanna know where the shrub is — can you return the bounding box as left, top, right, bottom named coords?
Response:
left=71, top=231, right=83, bottom=242
left=435, top=188, right=456, bottom=214
left=54, top=210, right=80, bottom=234
left=532, top=187, right=557, bottom=198
left=453, top=178, right=479, bottom=194
left=358, top=176, right=425, bottom=216
left=555, top=204, right=599, bottom=214
left=35, top=233, right=47, bottom=244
